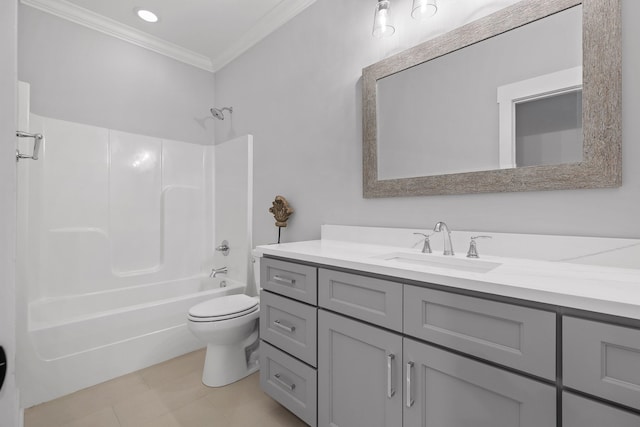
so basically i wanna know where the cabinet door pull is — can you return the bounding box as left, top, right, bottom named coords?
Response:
left=406, top=361, right=415, bottom=408
left=387, top=353, right=396, bottom=398
left=274, top=373, right=296, bottom=391
left=273, top=319, right=296, bottom=333
left=273, top=275, right=296, bottom=286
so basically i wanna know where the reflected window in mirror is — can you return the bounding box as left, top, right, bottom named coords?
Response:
left=515, top=90, right=583, bottom=168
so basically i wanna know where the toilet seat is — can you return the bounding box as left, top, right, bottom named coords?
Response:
left=188, top=294, right=259, bottom=323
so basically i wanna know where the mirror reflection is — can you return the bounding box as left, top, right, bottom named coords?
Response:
left=376, top=5, right=582, bottom=180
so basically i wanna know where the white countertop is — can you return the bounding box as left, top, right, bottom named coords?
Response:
left=256, top=238, right=640, bottom=321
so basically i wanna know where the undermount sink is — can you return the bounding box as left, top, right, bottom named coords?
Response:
left=372, top=252, right=501, bottom=273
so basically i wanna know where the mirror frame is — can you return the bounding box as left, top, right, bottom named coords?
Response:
left=363, top=0, right=621, bottom=198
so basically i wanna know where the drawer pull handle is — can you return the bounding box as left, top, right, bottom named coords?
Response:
left=406, top=361, right=414, bottom=408
left=273, top=319, right=296, bottom=333
left=387, top=353, right=395, bottom=398
left=273, top=275, right=296, bottom=286
left=274, top=373, right=296, bottom=391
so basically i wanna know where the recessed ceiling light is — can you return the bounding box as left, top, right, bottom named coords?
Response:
left=135, top=8, right=158, bottom=23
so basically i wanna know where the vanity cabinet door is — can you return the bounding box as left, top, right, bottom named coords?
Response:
left=318, top=310, right=402, bottom=427
left=564, top=316, right=640, bottom=411
left=562, top=392, right=640, bottom=427
left=403, top=338, right=556, bottom=427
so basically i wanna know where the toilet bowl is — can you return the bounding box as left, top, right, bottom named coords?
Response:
left=188, top=294, right=260, bottom=387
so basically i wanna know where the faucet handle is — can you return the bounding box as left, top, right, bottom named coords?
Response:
left=467, top=236, right=492, bottom=258
left=413, top=232, right=434, bottom=254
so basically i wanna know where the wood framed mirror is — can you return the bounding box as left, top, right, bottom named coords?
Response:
left=362, top=0, right=621, bottom=198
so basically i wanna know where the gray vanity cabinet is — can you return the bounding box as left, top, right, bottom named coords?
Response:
left=562, top=392, right=640, bottom=427
left=259, top=258, right=319, bottom=426
left=317, top=310, right=402, bottom=427
left=403, top=338, right=556, bottom=427
left=261, top=255, right=640, bottom=427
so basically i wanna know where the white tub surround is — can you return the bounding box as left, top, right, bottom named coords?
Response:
left=255, top=225, right=640, bottom=321
left=15, top=99, right=255, bottom=406
left=16, top=112, right=216, bottom=406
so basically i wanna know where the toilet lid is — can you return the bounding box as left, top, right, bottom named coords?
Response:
left=189, top=294, right=259, bottom=320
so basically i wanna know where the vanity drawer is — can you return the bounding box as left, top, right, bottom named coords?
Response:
left=318, top=269, right=403, bottom=332
left=404, top=285, right=556, bottom=380
left=563, top=392, right=640, bottom=427
left=261, top=258, right=317, bottom=305
left=260, top=290, right=317, bottom=366
left=564, top=316, right=640, bottom=411
left=260, top=341, right=317, bottom=427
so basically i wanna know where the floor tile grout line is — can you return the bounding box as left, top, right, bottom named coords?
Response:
left=111, top=404, right=124, bottom=427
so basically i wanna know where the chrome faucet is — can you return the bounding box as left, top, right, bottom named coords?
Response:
left=209, top=266, right=228, bottom=278
left=433, top=221, right=454, bottom=256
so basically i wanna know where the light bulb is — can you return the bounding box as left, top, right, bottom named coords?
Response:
left=135, top=9, right=159, bottom=23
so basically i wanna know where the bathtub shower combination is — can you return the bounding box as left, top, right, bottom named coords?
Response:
left=17, top=89, right=255, bottom=406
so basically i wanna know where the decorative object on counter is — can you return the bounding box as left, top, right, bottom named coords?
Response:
left=269, top=195, right=294, bottom=244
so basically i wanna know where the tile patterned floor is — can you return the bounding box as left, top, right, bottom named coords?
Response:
left=24, top=349, right=307, bottom=427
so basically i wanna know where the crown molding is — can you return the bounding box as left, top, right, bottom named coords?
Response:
left=21, top=0, right=215, bottom=72
left=210, top=0, right=317, bottom=71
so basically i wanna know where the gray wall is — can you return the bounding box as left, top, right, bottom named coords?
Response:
left=215, top=0, right=640, bottom=245
left=0, top=0, right=19, bottom=424
left=18, top=5, right=216, bottom=145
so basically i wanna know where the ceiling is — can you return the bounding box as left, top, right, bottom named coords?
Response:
left=21, top=0, right=317, bottom=72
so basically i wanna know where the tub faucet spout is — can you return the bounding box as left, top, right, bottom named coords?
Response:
left=433, top=221, right=454, bottom=256
left=210, top=266, right=228, bottom=278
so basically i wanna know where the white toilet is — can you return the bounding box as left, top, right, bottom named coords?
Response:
left=187, top=254, right=262, bottom=387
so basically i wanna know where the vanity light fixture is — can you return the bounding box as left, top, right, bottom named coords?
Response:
left=135, top=8, right=159, bottom=23
left=411, top=0, right=438, bottom=21
left=372, top=0, right=395, bottom=38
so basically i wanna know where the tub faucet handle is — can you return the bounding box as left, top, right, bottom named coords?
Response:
left=215, top=240, right=230, bottom=256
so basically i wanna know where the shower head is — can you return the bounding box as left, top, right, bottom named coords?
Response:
left=210, top=107, right=233, bottom=120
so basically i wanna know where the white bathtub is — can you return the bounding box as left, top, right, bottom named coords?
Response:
left=22, top=276, right=244, bottom=406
